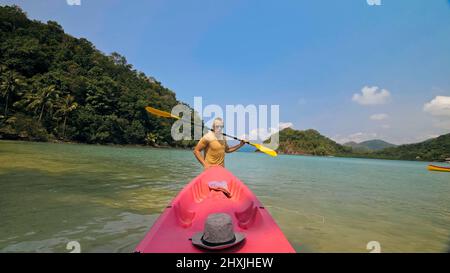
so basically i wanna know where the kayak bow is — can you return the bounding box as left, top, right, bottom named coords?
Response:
left=135, top=166, right=295, bottom=253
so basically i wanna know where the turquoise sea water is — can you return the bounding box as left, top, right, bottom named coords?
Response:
left=0, top=140, right=449, bottom=252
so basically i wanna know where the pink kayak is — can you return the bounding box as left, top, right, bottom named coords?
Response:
left=135, top=166, right=295, bottom=253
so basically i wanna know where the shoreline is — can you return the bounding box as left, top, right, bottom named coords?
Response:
left=275, top=151, right=442, bottom=163
left=0, top=138, right=194, bottom=152
left=2, top=138, right=443, bottom=164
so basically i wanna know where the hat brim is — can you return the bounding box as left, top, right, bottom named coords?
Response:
left=191, top=232, right=246, bottom=250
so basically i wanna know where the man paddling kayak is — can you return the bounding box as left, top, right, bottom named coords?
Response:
left=145, top=106, right=278, bottom=157
left=193, top=118, right=245, bottom=169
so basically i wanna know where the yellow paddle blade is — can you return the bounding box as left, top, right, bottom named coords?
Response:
left=250, top=143, right=278, bottom=157
left=145, top=106, right=180, bottom=120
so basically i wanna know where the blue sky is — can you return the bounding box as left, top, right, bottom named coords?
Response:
left=2, top=0, right=450, bottom=144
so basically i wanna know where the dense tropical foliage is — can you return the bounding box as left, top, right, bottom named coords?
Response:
left=343, top=139, right=397, bottom=152
left=0, top=5, right=195, bottom=147
left=369, top=134, right=450, bottom=162
left=266, top=128, right=351, bottom=156
left=269, top=128, right=450, bottom=162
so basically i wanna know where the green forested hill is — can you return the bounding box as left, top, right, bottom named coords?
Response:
left=267, top=127, right=450, bottom=162
left=266, top=128, right=351, bottom=156
left=0, top=5, right=194, bottom=147
left=344, top=139, right=396, bottom=151
left=370, top=134, right=450, bottom=161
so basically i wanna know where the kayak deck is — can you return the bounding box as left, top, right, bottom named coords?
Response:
left=135, top=166, right=295, bottom=253
left=428, top=164, right=450, bottom=172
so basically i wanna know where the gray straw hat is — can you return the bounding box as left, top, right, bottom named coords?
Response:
left=191, top=213, right=246, bottom=250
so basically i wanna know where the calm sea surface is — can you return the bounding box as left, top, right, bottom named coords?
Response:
left=0, top=140, right=449, bottom=252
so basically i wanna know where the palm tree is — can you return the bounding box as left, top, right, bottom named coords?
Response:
left=20, top=85, right=59, bottom=122
left=0, top=68, right=26, bottom=118
left=56, top=95, right=78, bottom=138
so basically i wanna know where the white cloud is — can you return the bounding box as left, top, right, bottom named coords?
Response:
left=67, top=0, right=81, bottom=5
left=367, top=0, right=381, bottom=6
left=279, top=122, right=293, bottom=130
left=352, top=86, right=391, bottom=105
left=432, top=120, right=450, bottom=130
left=423, top=96, right=450, bottom=116
left=421, top=134, right=439, bottom=140
left=381, top=124, right=391, bottom=129
left=370, top=113, right=389, bottom=121
left=240, top=122, right=293, bottom=141
left=332, top=132, right=378, bottom=144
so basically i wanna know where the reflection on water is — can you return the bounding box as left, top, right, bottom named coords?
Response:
left=1, top=140, right=449, bottom=252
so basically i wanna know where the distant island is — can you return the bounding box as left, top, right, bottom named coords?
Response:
left=267, top=128, right=348, bottom=156
left=265, top=128, right=450, bottom=162
left=343, top=139, right=396, bottom=152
